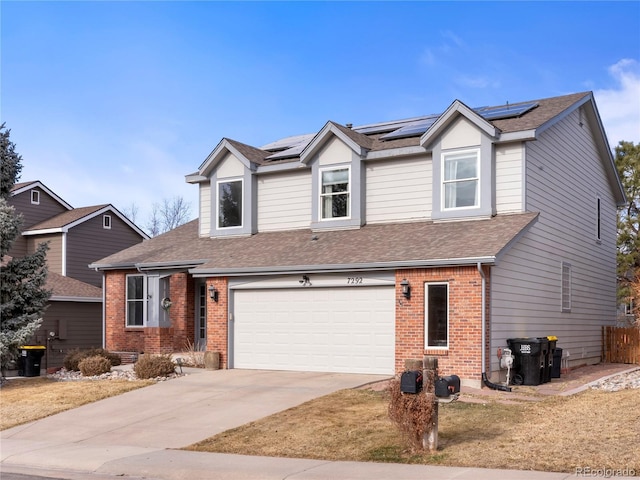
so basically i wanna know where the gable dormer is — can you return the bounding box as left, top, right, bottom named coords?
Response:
left=421, top=100, right=499, bottom=221
left=300, top=122, right=371, bottom=230
left=189, top=138, right=269, bottom=238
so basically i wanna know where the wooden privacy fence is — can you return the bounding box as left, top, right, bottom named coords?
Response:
left=603, top=326, right=640, bottom=364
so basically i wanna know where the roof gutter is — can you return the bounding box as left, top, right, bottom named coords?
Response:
left=190, top=256, right=497, bottom=278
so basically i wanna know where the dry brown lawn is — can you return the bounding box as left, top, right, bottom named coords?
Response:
left=0, top=377, right=153, bottom=430
left=186, top=387, right=640, bottom=473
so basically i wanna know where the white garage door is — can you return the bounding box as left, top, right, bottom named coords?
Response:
left=233, top=286, right=395, bottom=374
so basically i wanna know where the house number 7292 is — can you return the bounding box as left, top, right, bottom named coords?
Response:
left=347, top=277, right=363, bottom=284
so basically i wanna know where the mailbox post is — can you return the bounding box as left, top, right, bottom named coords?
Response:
left=423, top=356, right=438, bottom=452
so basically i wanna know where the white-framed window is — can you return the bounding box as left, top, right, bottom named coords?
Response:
left=442, top=149, right=479, bottom=210
left=425, top=283, right=449, bottom=348
left=103, top=214, right=112, bottom=229
left=126, top=274, right=146, bottom=327
left=320, top=166, right=350, bottom=220
left=31, top=189, right=40, bottom=205
left=561, top=262, right=572, bottom=313
left=596, top=197, right=601, bottom=242
left=217, top=179, right=243, bottom=229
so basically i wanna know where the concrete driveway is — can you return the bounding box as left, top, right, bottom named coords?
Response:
left=1, top=368, right=389, bottom=472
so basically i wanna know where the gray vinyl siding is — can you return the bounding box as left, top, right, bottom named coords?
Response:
left=490, top=108, right=618, bottom=375
left=495, top=143, right=524, bottom=213
left=9, top=188, right=68, bottom=229
left=7, top=189, right=68, bottom=258
left=199, top=182, right=211, bottom=237
left=257, top=170, right=311, bottom=231
left=30, top=301, right=102, bottom=369
left=66, top=213, right=145, bottom=286
left=27, top=234, right=63, bottom=275
left=366, top=155, right=432, bottom=224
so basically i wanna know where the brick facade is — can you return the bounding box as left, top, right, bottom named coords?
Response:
left=104, top=270, right=195, bottom=355
left=105, top=267, right=490, bottom=385
left=395, top=266, right=490, bottom=384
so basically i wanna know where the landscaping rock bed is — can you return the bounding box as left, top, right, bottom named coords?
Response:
left=589, top=368, right=640, bottom=391
left=47, top=367, right=183, bottom=382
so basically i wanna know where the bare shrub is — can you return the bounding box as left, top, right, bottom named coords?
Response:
left=134, top=354, right=176, bottom=379
left=63, top=348, right=122, bottom=371
left=78, top=355, right=112, bottom=376
left=181, top=340, right=205, bottom=368
left=387, top=376, right=436, bottom=451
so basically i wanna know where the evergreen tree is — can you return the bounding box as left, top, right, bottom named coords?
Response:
left=615, top=140, right=640, bottom=302
left=0, top=125, right=50, bottom=374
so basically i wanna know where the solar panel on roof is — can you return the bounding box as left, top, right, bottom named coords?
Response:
left=265, top=143, right=308, bottom=160
left=379, top=116, right=439, bottom=140
left=353, top=115, right=434, bottom=135
left=261, top=133, right=315, bottom=152
left=476, top=102, right=538, bottom=120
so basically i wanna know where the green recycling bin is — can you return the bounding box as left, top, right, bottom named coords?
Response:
left=18, top=346, right=46, bottom=377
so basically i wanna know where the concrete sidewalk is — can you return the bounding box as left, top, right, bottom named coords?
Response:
left=1, top=366, right=636, bottom=480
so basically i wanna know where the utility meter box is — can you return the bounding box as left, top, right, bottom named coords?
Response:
left=435, top=375, right=461, bottom=398
left=400, top=370, right=423, bottom=394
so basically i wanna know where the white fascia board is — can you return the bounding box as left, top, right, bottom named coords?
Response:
left=198, top=139, right=254, bottom=176
left=11, top=181, right=73, bottom=210
left=189, top=256, right=497, bottom=277
left=300, top=123, right=366, bottom=164
left=421, top=100, right=499, bottom=150
left=50, top=296, right=102, bottom=303
left=22, top=227, right=66, bottom=235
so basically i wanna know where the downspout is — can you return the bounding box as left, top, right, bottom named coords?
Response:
left=478, top=262, right=511, bottom=392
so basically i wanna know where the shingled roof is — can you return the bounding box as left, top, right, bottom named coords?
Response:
left=26, top=205, right=109, bottom=231
left=91, top=212, right=538, bottom=274
left=205, top=92, right=592, bottom=166
left=47, top=272, right=102, bottom=301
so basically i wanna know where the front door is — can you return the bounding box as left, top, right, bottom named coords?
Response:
left=195, top=282, right=207, bottom=350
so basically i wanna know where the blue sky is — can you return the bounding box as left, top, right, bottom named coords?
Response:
left=2, top=1, right=639, bottom=227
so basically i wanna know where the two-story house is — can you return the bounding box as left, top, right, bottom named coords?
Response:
left=91, top=91, right=625, bottom=387
left=8, top=181, right=148, bottom=368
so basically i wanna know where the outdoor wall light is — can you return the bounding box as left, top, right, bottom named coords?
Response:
left=400, top=279, right=411, bottom=299
left=208, top=284, right=219, bottom=303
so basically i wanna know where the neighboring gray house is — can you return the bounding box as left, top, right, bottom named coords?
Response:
left=8, top=181, right=148, bottom=368
left=92, top=91, right=625, bottom=387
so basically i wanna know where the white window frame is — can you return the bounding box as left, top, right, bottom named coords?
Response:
left=442, top=149, right=480, bottom=211
left=561, top=262, right=572, bottom=313
left=103, top=214, right=112, bottom=229
left=216, top=178, right=244, bottom=229
left=319, top=166, right=351, bottom=220
left=126, top=274, right=147, bottom=327
left=424, top=282, right=449, bottom=349
left=31, top=189, right=40, bottom=205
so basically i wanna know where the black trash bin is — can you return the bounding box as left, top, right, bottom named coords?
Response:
left=537, top=337, right=552, bottom=383
left=545, top=336, right=557, bottom=381
left=552, top=347, right=563, bottom=378
left=507, top=338, right=545, bottom=386
left=18, top=346, right=46, bottom=377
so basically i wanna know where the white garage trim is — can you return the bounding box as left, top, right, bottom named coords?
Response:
left=231, top=284, right=395, bottom=375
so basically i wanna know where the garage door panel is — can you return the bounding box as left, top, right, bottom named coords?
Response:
left=234, top=286, right=394, bottom=374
